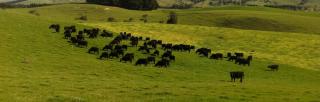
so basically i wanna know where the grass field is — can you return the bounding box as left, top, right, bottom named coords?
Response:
left=7, top=4, right=320, bottom=34
left=0, top=4, right=319, bottom=102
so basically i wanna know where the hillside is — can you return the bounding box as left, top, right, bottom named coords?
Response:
left=8, top=4, right=320, bottom=34
left=0, top=3, right=319, bottom=102
left=4, top=0, right=320, bottom=8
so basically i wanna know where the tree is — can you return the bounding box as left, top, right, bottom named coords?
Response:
left=167, top=12, right=178, bottom=24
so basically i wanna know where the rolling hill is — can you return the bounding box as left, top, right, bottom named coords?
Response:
left=0, top=3, right=319, bottom=102
left=3, top=0, right=320, bottom=8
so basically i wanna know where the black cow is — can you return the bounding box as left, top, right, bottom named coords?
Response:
left=64, top=30, right=72, bottom=39
left=49, top=24, right=60, bottom=33
left=155, top=59, right=170, bottom=68
left=152, top=50, right=160, bottom=56
left=196, top=48, right=211, bottom=57
left=169, top=55, right=175, bottom=61
left=103, top=44, right=113, bottom=51
left=268, top=64, right=279, bottom=71
left=235, top=52, right=244, bottom=57
left=120, top=53, right=135, bottom=63
left=135, top=59, right=148, bottom=66
left=77, top=40, right=88, bottom=48
left=70, top=37, right=78, bottom=44
left=138, top=46, right=150, bottom=54
left=226, top=52, right=232, bottom=58
left=228, top=56, right=237, bottom=61
left=210, top=53, right=223, bottom=60
left=235, top=57, right=251, bottom=66
left=99, top=52, right=109, bottom=59
left=64, top=25, right=76, bottom=33
left=147, top=56, right=156, bottom=64
left=109, top=50, right=120, bottom=58
left=247, top=55, right=253, bottom=61
left=162, top=51, right=172, bottom=58
left=76, top=34, right=85, bottom=41
left=88, top=47, right=99, bottom=54
left=230, top=71, right=244, bottom=83
left=162, top=43, right=172, bottom=50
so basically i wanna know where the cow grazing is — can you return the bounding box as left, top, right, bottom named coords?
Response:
left=247, top=55, right=253, bottom=61
left=153, top=50, right=160, bottom=56
left=109, top=50, right=120, bottom=58
left=49, top=24, right=60, bottom=33
left=147, top=56, right=156, bottom=64
left=235, top=57, right=251, bottom=66
left=77, top=40, right=88, bottom=48
left=230, top=71, right=244, bottom=83
left=64, top=25, right=76, bottom=33
left=135, top=59, right=148, bottom=66
left=138, top=46, right=150, bottom=54
left=155, top=59, right=170, bottom=68
left=196, top=48, right=211, bottom=57
left=228, top=56, right=237, bottom=61
left=88, top=47, right=99, bottom=54
left=169, top=55, right=175, bottom=61
left=64, top=30, right=72, bottom=39
left=70, top=37, right=78, bottom=44
left=161, top=51, right=172, bottom=58
left=99, top=52, right=109, bottom=59
left=235, top=52, right=244, bottom=57
left=120, top=53, right=135, bottom=63
left=268, top=64, right=279, bottom=71
left=210, top=53, right=223, bottom=60
left=103, top=44, right=113, bottom=51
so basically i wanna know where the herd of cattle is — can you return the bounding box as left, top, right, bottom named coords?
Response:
left=49, top=24, right=279, bottom=83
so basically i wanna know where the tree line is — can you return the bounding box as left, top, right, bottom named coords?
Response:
left=86, top=0, right=159, bottom=10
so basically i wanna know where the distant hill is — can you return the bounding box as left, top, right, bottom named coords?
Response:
left=157, top=0, right=320, bottom=11
left=0, top=0, right=86, bottom=4
left=1, top=0, right=320, bottom=11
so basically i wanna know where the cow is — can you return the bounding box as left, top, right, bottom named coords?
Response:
left=70, top=37, right=78, bottom=44
left=77, top=40, right=88, bottom=48
left=64, top=25, right=76, bottom=33
left=99, top=52, right=109, bottom=59
left=169, top=55, right=175, bottom=61
left=109, top=50, right=120, bottom=58
left=210, top=53, right=223, bottom=60
left=49, top=24, right=60, bottom=33
left=147, top=56, right=156, bottom=64
left=235, top=57, right=251, bottom=66
left=135, top=58, right=148, bottom=66
left=64, top=30, right=72, bottom=39
left=120, top=53, right=134, bottom=63
left=235, top=52, right=244, bottom=57
left=230, top=71, right=244, bottom=83
left=196, top=48, right=211, bottom=57
left=152, top=50, right=160, bottom=56
left=161, top=51, right=172, bottom=59
left=268, top=64, right=279, bottom=71
left=103, top=44, right=113, bottom=51
left=138, top=46, right=150, bottom=54
left=155, top=59, right=170, bottom=68
left=88, top=47, right=99, bottom=54
left=247, top=55, right=253, bottom=61
left=228, top=56, right=237, bottom=61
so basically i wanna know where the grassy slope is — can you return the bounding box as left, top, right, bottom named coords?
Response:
left=16, top=0, right=85, bottom=4
left=8, top=4, right=320, bottom=34
left=0, top=4, right=319, bottom=102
